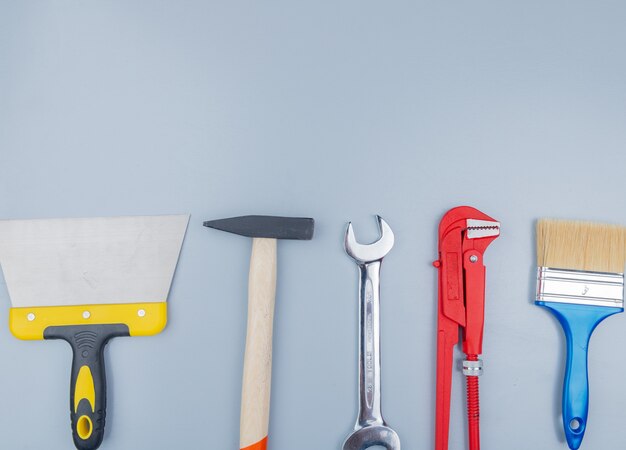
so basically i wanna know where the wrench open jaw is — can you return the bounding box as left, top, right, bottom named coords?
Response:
left=345, top=216, right=394, bottom=265
left=343, top=216, right=400, bottom=450
left=434, top=206, right=500, bottom=450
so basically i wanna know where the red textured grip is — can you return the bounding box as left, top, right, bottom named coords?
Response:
left=466, top=355, right=480, bottom=450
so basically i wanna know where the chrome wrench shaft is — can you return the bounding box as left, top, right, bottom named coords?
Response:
left=357, top=260, right=383, bottom=426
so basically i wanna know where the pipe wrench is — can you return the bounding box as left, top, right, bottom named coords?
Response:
left=433, top=206, right=500, bottom=450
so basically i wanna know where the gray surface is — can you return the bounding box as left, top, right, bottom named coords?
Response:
left=1, top=2, right=626, bottom=449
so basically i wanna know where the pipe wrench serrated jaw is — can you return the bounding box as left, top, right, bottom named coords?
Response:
left=466, top=219, right=500, bottom=240
left=434, top=206, right=500, bottom=450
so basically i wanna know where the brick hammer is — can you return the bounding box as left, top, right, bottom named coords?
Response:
left=204, top=215, right=314, bottom=450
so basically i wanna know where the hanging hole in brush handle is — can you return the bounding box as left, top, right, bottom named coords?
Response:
left=44, top=324, right=129, bottom=450
left=569, top=418, right=583, bottom=432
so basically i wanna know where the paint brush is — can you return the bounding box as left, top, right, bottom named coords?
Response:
left=536, top=219, right=626, bottom=449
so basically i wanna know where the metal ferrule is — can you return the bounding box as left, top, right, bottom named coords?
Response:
left=537, top=267, right=625, bottom=308
left=462, top=360, right=483, bottom=376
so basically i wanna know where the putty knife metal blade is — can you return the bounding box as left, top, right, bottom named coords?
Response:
left=0, top=214, right=189, bottom=307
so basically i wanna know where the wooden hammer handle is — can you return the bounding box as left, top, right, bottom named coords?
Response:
left=240, top=238, right=277, bottom=450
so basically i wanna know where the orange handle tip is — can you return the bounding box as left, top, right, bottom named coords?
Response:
left=241, top=436, right=268, bottom=450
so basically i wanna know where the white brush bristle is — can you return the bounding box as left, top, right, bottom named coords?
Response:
left=537, top=219, right=626, bottom=273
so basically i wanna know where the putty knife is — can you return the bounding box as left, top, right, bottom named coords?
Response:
left=0, top=214, right=189, bottom=450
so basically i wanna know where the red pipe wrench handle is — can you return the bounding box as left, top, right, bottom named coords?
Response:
left=435, top=312, right=459, bottom=450
left=434, top=230, right=465, bottom=450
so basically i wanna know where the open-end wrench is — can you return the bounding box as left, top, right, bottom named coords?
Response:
left=342, top=216, right=401, bottom=450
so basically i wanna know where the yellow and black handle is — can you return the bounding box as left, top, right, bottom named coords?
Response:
left=44, top=324, right=129, bottom=450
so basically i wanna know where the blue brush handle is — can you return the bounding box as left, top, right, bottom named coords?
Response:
left=536, top=301, right=622, bottom=449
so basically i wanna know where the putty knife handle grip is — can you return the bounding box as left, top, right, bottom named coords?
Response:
left=537, top=302, right=620, bottom=450
left=45, top=324, right=129, bottom=450
left=240, top=238, right=277, bottom=450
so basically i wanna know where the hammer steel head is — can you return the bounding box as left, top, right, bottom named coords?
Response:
left=203, top=215, right=314, bottom=240
left=344, top=216, right=394, bottom=264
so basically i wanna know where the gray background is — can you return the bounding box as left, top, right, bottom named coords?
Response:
left=1, top=1, right=626, bottom=449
